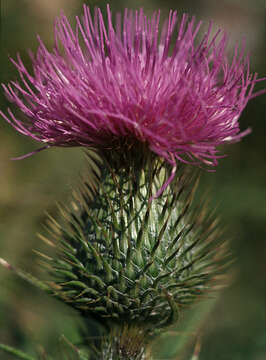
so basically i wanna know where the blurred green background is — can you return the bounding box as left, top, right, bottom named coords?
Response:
left=0, top=0, right=265, bottom=359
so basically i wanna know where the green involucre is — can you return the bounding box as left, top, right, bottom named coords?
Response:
left=40, top=151, right=229, bottom=334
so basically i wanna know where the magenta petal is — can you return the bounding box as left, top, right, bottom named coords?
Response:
left=1, top=5, right=265, bottom=167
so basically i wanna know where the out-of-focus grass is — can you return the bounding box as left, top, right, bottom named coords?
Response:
left=0, top=0, right=266, bottom=359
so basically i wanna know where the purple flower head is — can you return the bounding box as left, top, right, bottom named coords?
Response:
left=1, top=5, right=265, bottom=167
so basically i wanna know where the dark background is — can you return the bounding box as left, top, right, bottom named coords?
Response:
left=0, top=0, right=265, bottom=359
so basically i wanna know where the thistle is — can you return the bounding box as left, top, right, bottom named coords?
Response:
left=0, top=4, right=265, bottom=360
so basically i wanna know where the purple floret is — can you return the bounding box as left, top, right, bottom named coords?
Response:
left=1, top=5, right=264, bottom=166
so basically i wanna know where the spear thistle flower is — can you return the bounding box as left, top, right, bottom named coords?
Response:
left=1, top=5, right=264, bottom=169
left=2, top=6, right=265, bottom=359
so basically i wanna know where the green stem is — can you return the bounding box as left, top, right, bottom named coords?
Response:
left=0, top=344, right=36, bottom=360
left=190, top=335, right=201, bottom=360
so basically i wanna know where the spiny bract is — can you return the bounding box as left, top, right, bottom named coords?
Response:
left=40, top=151, right=229, bottom=333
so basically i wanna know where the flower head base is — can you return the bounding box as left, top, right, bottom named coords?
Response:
left=40, top=153, right=229, bottom=335
left=1, top=5, right=264, bottom=166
